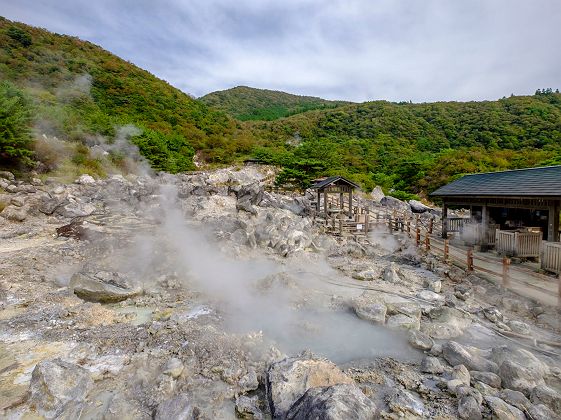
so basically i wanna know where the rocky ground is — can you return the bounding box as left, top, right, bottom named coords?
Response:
left=0, top=166, right=560, bottom=419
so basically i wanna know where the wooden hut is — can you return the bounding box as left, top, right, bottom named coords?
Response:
left=310, top=176, right=359, bottom=219
left=431, top=166, right=561, bottom=258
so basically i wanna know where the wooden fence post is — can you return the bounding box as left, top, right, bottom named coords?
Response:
left=467, top=247, right=474, bottom=272
left=444, top=239, right=449, bottom=262
left=558, top=273, right=561, bottom=303
left=388, top=216, right=393, bottom=233
left=502, top=257, right=510, bottom=287
left=425, top=235, right=431, bottom=251
left=416, top=228, right=421, bottom=246
left=406, top=220, right=411, bottom=235
left=428, top=218, right=433, bottom=234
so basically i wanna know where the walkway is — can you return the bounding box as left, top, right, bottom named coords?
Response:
left=430, top=236, right=560, bottom=307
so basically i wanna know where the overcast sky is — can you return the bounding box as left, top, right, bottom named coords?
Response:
left=1, top=0, right=560, bottom=102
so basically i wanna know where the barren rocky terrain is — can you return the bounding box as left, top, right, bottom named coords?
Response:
left=1, top=166, right=560, bottom=419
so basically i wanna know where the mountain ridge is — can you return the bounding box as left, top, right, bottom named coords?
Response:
left=200, top=85, right=351, bottom=121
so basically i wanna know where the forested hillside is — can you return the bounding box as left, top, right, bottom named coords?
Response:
left=1, top=16, right=560, bottom=198
left=246, top=92, right=561, bottom=198
left=200, top=86, right=350, bottom=121
left=0, top=17, right=250, bottom=176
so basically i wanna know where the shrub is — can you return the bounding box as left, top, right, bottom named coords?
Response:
left=6, top=26, right=32, bottom=47
left=0, top=81, right=34, bottom=167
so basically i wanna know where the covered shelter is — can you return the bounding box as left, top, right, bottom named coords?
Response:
left=310, top=176, right=359, bottom=219
left=431, top=166, right=561, bottom=244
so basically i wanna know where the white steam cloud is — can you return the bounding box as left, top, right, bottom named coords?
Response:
left=118, top=183, right=421, bottom=363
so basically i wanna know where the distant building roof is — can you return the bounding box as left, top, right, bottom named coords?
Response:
left=310, top=176, right=360, bottom=190
left=430, top=165, right=561, bottom=198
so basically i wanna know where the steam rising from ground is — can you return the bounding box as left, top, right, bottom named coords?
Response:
left=33, top=74, right=152, bottom=177
left=110, top=183, right=420, bottom=363
left=369, top=225, right=400, bottom=253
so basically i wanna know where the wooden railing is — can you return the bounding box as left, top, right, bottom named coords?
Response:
left=447, top=217, right=468, bottom=232
left=541, top=241, right=561, bottom=274
left=485, top=225, right=500, bottom=246
left=495, top=230, right=542, bottom=258
left=461, top=223, right=500, bottom=246
left=312, top=196, right=378, bottom=237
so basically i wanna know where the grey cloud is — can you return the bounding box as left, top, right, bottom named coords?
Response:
left=1, top=0, right=560, bottom=102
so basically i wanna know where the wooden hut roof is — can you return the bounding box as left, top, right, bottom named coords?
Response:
left=430, top=165, right=561, bottom=198
left=310, top=176, right=360, bottom=190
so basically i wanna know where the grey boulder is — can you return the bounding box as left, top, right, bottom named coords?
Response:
left=484, top=396, right=525, bottom=420
left=470, top=371, right=501, bottom=388
left=420, top=356, right=444, bottom=374
left=387, top=389, right=426, bottom=417
left=69, top=271, right=142, bottom=303
left=286, top=384, right=376, bottom=420
left=0, top=205, right=27, bottom=221
left=527, top=403, right=561, bottom=420
left=458, top=395, right=482, bottom=420
left=409, top=199, right=431, bottom=213
left=531, top=384, right=561, bottom=412
left=408, top=330, right=434, bottom=350
left=442, top=341, right=498, bottom=373
left=266, top=353, right=353, bottom=418
left=29, top=359, right=93, bottom=419
left=155, top=394, right=196, bottom=420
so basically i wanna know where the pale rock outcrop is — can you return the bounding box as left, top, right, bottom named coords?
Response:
left=29, top=359, right=93, bottom=419
left=442, top=341, right=498, bottom=373
left=286, top=384, right=376, bottom=420
left=266, top=353, right=353, bottom=418
left=484, top=396, right=525, bottom=420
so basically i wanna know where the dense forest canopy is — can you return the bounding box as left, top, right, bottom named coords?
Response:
left=200, top=86, right=351, bottom=121
left=1, top=17, right=560, bottom=199
left=245, top=94, right=561, bottom=197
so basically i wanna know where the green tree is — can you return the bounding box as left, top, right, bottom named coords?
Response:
left=0, top=81, right=34, bottom=166
left=6, top=26, right=32, bottom=47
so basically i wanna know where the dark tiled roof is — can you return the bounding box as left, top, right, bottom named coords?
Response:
left=310, top=176, right=360, bottom=190
left=430, top=165, right=561, bottom=197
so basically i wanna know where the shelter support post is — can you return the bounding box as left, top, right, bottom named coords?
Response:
left=548, top=204, right=560, bottom=242
left=442, top=203, right=448, bottom=239
left=481, top=203, right=489, bottom=246
left=348, top=191, right=353, bottom=218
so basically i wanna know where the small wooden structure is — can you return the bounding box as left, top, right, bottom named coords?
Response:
left=311, top=176, right=359, bottom=219
left=310, top=176, right=371, bottom=237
